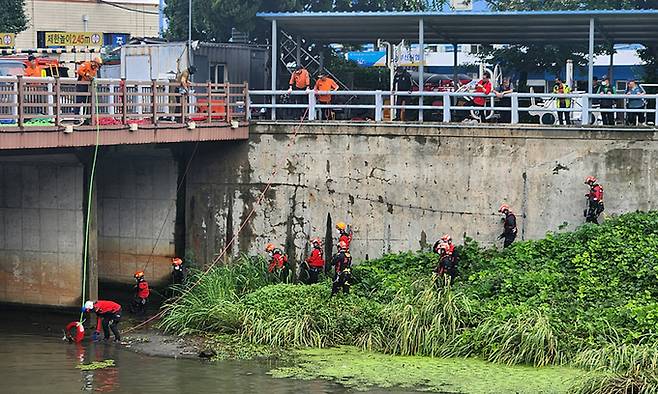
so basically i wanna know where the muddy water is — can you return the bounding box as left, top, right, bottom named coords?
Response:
left=0, top=308, right=365, bottom=394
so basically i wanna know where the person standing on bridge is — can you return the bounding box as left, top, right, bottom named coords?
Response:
left=596, top=76, right=616, bottom=126
left=393, top=67, right=413, bottom=122
left=83, top=300, right=122, bottom=342
left=24, top=55, right=43, bottom=78
left=76, top=57, right=102, bottom=123
left=305, top=237, right=325, bottom=284
left=498, top=204, right=517, bottom=248
left=553, top=77, right=572, bottom=126
left=472, top=71, right=492, bottom=123
left=584, top=176, right=604, bottom=224
left=287, top=65, right=310, bottom=119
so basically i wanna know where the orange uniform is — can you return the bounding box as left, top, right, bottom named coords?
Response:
left=314, top=76, right=338, bottom=103
left=24, top=63, right=42, bottom=77
left=289, top=69, right=310, bottom=90
left=77, top=61, right=99, bottom=81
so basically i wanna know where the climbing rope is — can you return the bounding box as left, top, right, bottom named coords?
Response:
left=79, top=80, right=102, bottom=322
left=125, top=109, right=310, bottom=333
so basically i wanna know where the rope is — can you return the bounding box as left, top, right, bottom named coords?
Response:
left=124, top=109, right=310, bottom=333
left=79, top=80, right=102, bottom=322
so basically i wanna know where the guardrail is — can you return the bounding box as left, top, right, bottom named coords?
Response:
left=248, top=89, right=658, bottom=127
left=0, top=77, right=249, bottom=128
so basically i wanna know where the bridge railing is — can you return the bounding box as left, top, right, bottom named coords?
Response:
left=0, top=77, right=249, bottom=128
left=248, top=89, right=658, bottom=127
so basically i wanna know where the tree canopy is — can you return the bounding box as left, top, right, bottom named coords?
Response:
left=0, top=0, right=29, bottom=33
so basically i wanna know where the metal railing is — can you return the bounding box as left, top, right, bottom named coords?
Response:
left=248, top=89, right=658, bottom=127
left=0, top=76, right=249, bottom=128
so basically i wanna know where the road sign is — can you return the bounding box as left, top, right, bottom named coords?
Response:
left=45, top=32, right=104, bottom=47
left=0, top=33, right=16, bottom=48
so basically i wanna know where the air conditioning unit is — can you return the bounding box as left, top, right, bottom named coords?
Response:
left=451, top=0, right=473, bottom=11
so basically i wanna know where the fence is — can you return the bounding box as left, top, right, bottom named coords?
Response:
left=0, top=76, right=249, bottom=128
left=248, top=89, right=658, bottom=127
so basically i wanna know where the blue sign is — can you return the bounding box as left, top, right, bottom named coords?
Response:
left=103, top=33, right=130, bottom=48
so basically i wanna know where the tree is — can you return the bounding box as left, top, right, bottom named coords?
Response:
left=0, top=0, right=28, bottom=33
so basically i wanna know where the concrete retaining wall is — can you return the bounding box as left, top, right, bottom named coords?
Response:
left=97, top=149, right=177, bottom=285
left=186, top=123, right=658, bottom=265
left=0, top=155, right=83, bottom=306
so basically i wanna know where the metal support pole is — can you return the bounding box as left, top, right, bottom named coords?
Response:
left=511, top=93, right=519, bottom=124
left=418, top=18, right=425, bottom=122
left=307, top=90, right=316, bottom=121
left=271, top=19, right=277, bottom=121
left=295, top=36, right=301, bottom=67
left=159, top=0, right=165, bottom=37
left=608, top=45, right=614, bottom=83
left=453, top=43, right=458, bottom=87
left=442, top=92, right=451, bottom=123
left=581, top=94, right=590, bottom=126
left=188, top=0, right=193, bottom=66
left=588, top=18, right=595, bottom=94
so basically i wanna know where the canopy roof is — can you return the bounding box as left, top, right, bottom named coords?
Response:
left=257, top=10, right=658, bottom=44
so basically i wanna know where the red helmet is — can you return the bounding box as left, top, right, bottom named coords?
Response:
left=498, top=204, right=510, bottom=213
left=311, top=237, right=322, bottom=247
left=134, top=271, right=145, bottom=280
left=172, top=257, right=182, bottom=266
left=338, top=240, right=348, bottom=250
left=265, top=243, right=275, bottom=253
left=440, top=234, right=452, bottom=243
left=585, top=176, right=597, bottom=185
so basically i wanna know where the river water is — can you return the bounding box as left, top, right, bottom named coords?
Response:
left=0, top=307, right=373, bottom=394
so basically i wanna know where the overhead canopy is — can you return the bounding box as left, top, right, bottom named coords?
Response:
left=257, top=10, right=658, bottom=44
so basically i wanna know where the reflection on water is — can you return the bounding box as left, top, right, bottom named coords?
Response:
left=0, top=308, right=356, bottom=394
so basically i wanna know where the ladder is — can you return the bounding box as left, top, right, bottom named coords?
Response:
left=279, top=30, right=350, bottom=91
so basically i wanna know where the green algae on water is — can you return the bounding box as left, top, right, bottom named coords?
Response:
left=76, top=359, right=116, bottom=371
left=269, top=347, right=583, bottom=393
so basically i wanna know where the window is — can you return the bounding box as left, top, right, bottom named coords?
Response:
left=211, top=64, right=227, bottom=84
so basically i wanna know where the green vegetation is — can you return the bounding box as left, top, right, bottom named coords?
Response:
left=270, top=346, right=581, bottom=393
left=161, top=211, right=658, bottom=392
left=76, top=360, right=115, bottom=371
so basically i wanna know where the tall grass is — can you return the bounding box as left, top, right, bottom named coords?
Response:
left=446, top=309, right=563, bottom=367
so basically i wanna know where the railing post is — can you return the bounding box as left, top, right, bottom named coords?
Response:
left=121, top=78, right=127, bottom=125
left=152, top=79, right=158, bottom=125
left=17, top=76, right=24, bottom=127
left=581, top=94, right=590, bottom=126
left=225, top=83, right=232, bottom=124
left=442, top=92, right=451, bottom=123
left=374, top=90, right=383, bottom=122
left=108, top=81, right=115, bottom=116
left=654, top=95, right=658, bottom=127
left=181, top=91, right=188, bottom=123
left=511, top=93, right=519, bottom=124
left=47, top=80, right=54, bottom=118
left=307, top=90, right=316, bottom=121
left=244, top=81, right=250, bottom=121
left=55, top=77, right=61, bottom=126
left=207, top=81, right=213, bottom=124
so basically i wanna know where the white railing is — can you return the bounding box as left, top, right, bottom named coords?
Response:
left=248, top=89, right=658, bottom=127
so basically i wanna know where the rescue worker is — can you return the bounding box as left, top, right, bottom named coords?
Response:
left=392, top=67, right=413, bottom=122
left=472, top=71, right=492, bottom=122
left=174, top=64, right=196, bottom=122
left=82, top=300, right=122, bottom=342
left=335, top=222, right=352, bottom=250
left=498, top=204, right=517, bottom=248
left=76, top=57, right=102, bottom=121
left=584, top=176, right=604, bottom=224
left=131, top=271, right=150, bottom=317
left=331, top=240, right=352, bottom=296
left=64, top=321, right=85, bottom=343
left=433, top=234, right=459, bottom=262
left=171, top=257, right=186, bottom=286
left=287, top=65, right=310, bottom=119
left=433, top=242, right=457, bottom=285
left=314, top=73, right=339, bottom=120
left=24, top=55, right=43, bottom=77
left=305, top=237, right=325, bottom=284
left=265, top=243, right=289, bottom=281
left=553, top=77, right=572, bottom=125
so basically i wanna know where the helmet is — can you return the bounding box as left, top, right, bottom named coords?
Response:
left=83, top=300, right=94, bottom=312
left=437, top=242, right=449, bottom=254
left=441, top=234, right=452, bottom=243
left=338, top=240, right=348, bottom=250
left=172, top=257, right=183, bottom=266
left=93, top=56, right=103, bottom=65
left=335, top=222, right=347, bottom=231
left=134, top=271, right=144, bottom=280
left=585, top=176, right=597, bottom=185
left=311, top=237, right=322, bottom=247
left=498, top=204, right=510, bottom=213
left=265, top=243, right=275, bottom=252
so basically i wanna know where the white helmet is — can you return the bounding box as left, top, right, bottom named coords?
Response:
left=83, top=300, right=94, bottom=311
